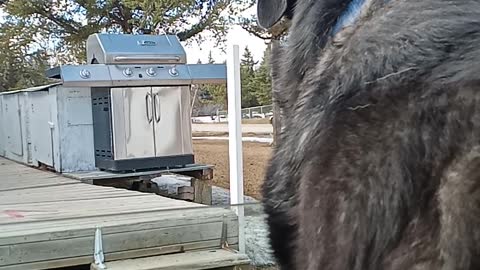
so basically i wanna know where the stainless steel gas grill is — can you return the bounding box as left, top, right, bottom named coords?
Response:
left=46, top=33, right=226, bottom=172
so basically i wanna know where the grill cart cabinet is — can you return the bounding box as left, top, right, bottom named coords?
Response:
left=92, top=85, right=194, bottom=171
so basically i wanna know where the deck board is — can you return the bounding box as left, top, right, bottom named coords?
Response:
left=63, top=164, right=214, bottom=181
left=0, top=157, right=239, bottom=270
left=90, top=249, right=250, bottom=270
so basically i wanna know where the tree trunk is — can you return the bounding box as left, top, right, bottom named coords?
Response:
left=268, top=19, right=290, bottom=147
left=270, top=40, right=283, bottom=147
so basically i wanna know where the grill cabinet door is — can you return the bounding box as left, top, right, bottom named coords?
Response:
left=111, top=87, right=155, bottom=160
left=152, top=86, right=191, bottom=157
left=179, top=85, right=194, bottom=155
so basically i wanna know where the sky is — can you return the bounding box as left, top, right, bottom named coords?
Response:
left=183, top=24, right=267, bottom=65
left=0, top=6, right=268, bottom=65
left=181, top=5, right=268, bottom=65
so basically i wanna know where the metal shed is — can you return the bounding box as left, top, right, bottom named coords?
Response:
left=0, top=83, right=97, bottom=172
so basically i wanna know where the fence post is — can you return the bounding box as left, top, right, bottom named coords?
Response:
left=227, top=44, right=245, bottom=254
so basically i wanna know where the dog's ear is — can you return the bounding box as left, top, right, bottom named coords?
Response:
left=257, top=0, right=289, bottom=29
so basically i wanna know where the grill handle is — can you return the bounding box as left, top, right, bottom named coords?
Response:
left=145, top=92, right=153, bottom=123
left=114, top=56, right=181, bottom=63
left=153, top=93, right=161, bottom=123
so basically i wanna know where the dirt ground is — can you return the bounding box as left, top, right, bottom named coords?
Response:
left=193, top=140, right=272, bottom=200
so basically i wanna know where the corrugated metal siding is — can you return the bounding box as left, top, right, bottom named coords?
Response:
left=0, top=84, right=97, bottom=172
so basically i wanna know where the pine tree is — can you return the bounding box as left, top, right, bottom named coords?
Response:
left=251, top=46, right=272, bottom=105
left=207, top=51, right=215, bottom=64
left=204, top=51, right=227, bottom=108
left=241, top=46, right=257, bottom=73
left=191, top=50, right=228, bottom=112
left=2, top=0, right=254, bottom=63
left=0, top=20, right=51, bottom=91
left=0, top=0, right=256, bottom=90
left=240, top=46, right=259, bottom=108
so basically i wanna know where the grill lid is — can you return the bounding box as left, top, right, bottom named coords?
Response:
left=87, top=33, right=187, bottom=65
left=47, top=32, right=227, bottom=87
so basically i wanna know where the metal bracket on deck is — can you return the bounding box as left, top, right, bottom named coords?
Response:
left=94, top=226, right=107, bottom=269
left=221, top=214, right=231, bottom=250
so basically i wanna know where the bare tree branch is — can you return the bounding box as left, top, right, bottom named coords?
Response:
left=241, top=23, right=272, bottom=40
left=239, top=17, right=290, bottom=40
left=175, top=2, right=223, bottom=41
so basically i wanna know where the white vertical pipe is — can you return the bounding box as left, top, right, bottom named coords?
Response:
left=227, top=44, right=245, bottom=254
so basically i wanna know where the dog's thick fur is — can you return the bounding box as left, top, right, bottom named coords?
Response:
left=257, top=0, right=480, bottom=269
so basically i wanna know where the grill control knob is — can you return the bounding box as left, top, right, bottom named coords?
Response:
left=79, top=69, right=91, bottom=79
left=123, top=68, right=133, bottom=77
left=168, top=66, right=179, bottom=77
left=146, top=67, right=156, bottom=77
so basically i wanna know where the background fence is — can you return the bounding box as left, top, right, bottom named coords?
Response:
left=217, top=104, right=273, bottom=120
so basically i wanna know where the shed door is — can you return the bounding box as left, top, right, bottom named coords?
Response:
left=30, top=91, right=53, bottom=166
left=3, top=94, right=23, bottom=156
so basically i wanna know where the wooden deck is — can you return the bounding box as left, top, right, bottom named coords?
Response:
left=0, top=158, right=240, bottom=270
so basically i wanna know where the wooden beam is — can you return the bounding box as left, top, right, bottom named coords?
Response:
left=90, top=249, right=251, bottom=270
left=191, top=178, right=212, bottom=205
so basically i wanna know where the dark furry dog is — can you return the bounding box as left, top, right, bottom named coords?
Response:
left=257, top=0, right=480, bottom=269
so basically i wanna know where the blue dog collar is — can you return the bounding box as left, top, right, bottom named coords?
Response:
left=331, top=0, right=367, bottom=35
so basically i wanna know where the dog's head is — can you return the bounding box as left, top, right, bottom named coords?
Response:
left=257, top=0, right=367, bottom=108
left=257, top=0, right=373, bottom=63
left=257, top=0, right=372, bottom=37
